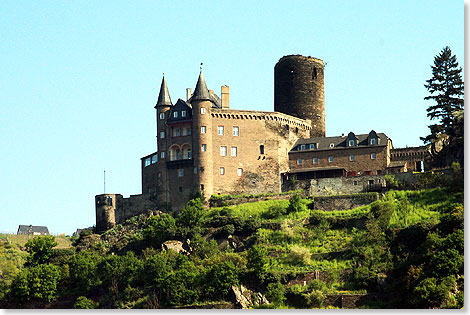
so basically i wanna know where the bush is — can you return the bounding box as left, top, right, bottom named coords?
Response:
left=247, top=245, right=269, bottom=281
left=143, top=213, right=177, bottom=248
left=204, top=261, right=239, bottom=300
left=265, top=282, right=286, bottom=305
left=25, top=235, right=58, bottom=266
left=68, top=250, right=102, bottom=292
left=11, top=264, right=61, bottom=304
left=74, top=296, right=99, bottom=309
left=262, top=205, right=286, bottom=219
left=286, top=194, right=307, bottom=214
left=287, top=245, right=311, bottom=265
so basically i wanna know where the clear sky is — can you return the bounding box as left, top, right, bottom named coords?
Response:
left=0, top=1, right=464, bottom=235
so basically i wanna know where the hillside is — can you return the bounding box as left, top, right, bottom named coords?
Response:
left=0, top=183, right=463, bottom=309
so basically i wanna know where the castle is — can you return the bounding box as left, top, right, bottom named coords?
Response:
left=95, top=55, right=430, bottom=232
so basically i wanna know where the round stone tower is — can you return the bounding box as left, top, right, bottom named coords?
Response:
left=274, top=55, right=325, bottom=137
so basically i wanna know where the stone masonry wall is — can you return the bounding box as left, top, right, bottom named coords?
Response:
left=313, top=193, right=379, bottom=211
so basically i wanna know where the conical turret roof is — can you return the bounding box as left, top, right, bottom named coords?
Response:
left=191, top=70, right=211, bottom=102
left=155, top=74, right=172, bottom=108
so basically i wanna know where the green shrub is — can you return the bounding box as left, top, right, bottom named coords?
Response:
left=68, top=250, right=102, bottom=292
left=247, top=245, right=269, bottom=281
left=25, top=235, right=58, bottom=267
left=287, top=245, right=311, bottom=265
left=143, top=213, right=177, bottom=248
left=286, top=194, right=307, bottom=214
left=262, top=204, right=286, bottom=219
left=74, top=296, right=99, bottom=309
left=11, top=264, right=61, bottom=304
left=204, top=261, right=239, bottom=299
left=265, top=281, right=286, bottom=305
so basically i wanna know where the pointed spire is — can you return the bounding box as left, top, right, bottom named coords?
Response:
left=192, top=64, right=210, bottom=102
left=155, top=73, right=172, bottom=108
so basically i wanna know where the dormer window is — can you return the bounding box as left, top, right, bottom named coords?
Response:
left=300, top=144, right=306, bottom=150
left=329, top=143, right=334, bottom=148
left=159, top=113, right=165, bottom=119
left=173, top=111, right=178, bottom=118
left=181, top=110, right=186, bottom=117
left=370, top=138, right=376, bottom=145
left=309, top=143, right=316, bottom=150
left=348, top=140, right=355, bottom=147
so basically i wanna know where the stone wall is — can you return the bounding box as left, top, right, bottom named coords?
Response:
left=324, top=294, right=374, bottom=309
left=209, top=192, right=295, bottom=208
left=312, top=193, right=379, bottom=211
left=304, top=175, right=385, bottom=196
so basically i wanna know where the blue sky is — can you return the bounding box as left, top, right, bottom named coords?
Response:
left=0, top=1, right=464, bottom=235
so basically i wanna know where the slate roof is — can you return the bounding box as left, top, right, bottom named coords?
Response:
left=155, top=75, right=172, bottom=108
left=17, top=225, right=50, bottom=235
left=192, top=71, right=211, bottom=102
left=291, top=132, right=389, bottom=152
left=167, top=99, right=193, bottom=123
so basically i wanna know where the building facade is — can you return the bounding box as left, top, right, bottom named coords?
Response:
left=95, top=54, right=422, bottom=232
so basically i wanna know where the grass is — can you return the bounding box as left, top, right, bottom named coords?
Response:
left=0, top=234, right=72, bottom=249
left=208, top=199, right=291, bottom=220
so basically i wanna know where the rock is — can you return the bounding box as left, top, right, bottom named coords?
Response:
left=161, top=240, right=189, bottom=255
left=231, top=285, right=269, bottom=309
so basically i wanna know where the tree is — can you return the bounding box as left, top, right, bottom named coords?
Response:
left=25, top=235, right=58, bottom=266
left=247, top=245, right=269, bottom=281
left=422, top=46, right=464, bottom=166
left=143, top=213, right=177, bottom=248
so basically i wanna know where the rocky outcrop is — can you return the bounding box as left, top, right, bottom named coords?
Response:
left=231, top=285, right=269, bottom=309
left=161, top=239, right=192, bottom=255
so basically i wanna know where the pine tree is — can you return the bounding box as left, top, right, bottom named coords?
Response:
left=421, top=46, right=464, bottom=166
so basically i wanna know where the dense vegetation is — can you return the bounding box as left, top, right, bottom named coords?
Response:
left=0, top=171, right=463, bottom=309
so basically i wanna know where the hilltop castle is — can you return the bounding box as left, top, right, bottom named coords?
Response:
left=95, top=55, right=430, bottom=232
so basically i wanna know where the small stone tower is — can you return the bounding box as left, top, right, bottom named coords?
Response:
left=191, top=70, right=214, bottom=198
left=155, top=74, right=173, bottom=152
left=274, top=55, right=325, bottom=137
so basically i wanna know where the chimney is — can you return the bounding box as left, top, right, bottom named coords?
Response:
left=186, top=88, right=192, bottom=101
left=221, top=85, right=230, bottom=109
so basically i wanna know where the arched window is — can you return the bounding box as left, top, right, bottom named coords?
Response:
left=169, top=145, right=181, bottom=161
left=182, top=144, right=192, bottom=159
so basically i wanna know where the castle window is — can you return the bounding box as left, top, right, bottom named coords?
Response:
left=107, top=196, right=113, bottom=206
left=201, top=126, right=206, bottom=134
left=300, top=144, right=306, bottom=150
left=220, top=167, right=225, bottom=175
left=313, top=67, right=318, bottom=79
left=160, top=151, right=165, bottom=159
left=145, top=158, right=151, bottom=167
left=159, top=113, right=165, bottom=119
left=160, top=131, right=165, bottom=139
left=350, top=155, right=355, bottom=161
left=329, top=156, right=334, bottom=162
left=185, top=128, right=192, bottom=136
left=309, top=143, right=316, bottom=150
left=200, top=184, right=204, bottom=190
left=237, top=168, right=243, bottom=176
left=200, top=107, right=206, bottom=114
left=295, top=127, right=299, bottom=133
left=370, top=138, right=376, bottom=145
left=201, top=144, right=207, bottom=152
left=178, top=169, right=184, bottom=177
left=152, top=155, right=158, bottom=164
left=181, top=110, right=186, bottom=117
left=231, top=146, right=238, bottom=157
left=354, top=180, right=358, bottom=186
left=329, top=143, right=334, bottom=148
left=259, top=145, right=265, bottom=154
left=220, top=146, right=227, bottom=156
left=233, top=126, right=239, bottom=136
left=348, top=140, right=355, bottom=147
left=173, top=111, right=178, bottom=118
left=218, top=126, right=224, bottom=135
left=313, top=157, right=318, bottom=164
left=371, top=153, right=376, bottom=160
left=172, top=128, right=181, bottom=137
left=297, top=159, right=302, bottom=165
left=194, top=167, right=198, bottom=174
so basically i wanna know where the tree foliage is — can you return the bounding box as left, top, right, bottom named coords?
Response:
left=422, top=46, right=464, bottom=167
left=25, top=235, right=58, bottom=267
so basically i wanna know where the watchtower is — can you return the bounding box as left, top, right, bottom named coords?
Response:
left=274, top=55, right=325, bottom=137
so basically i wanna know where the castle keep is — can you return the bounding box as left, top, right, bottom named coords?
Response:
left=95, top=55, right=430, bottom=232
